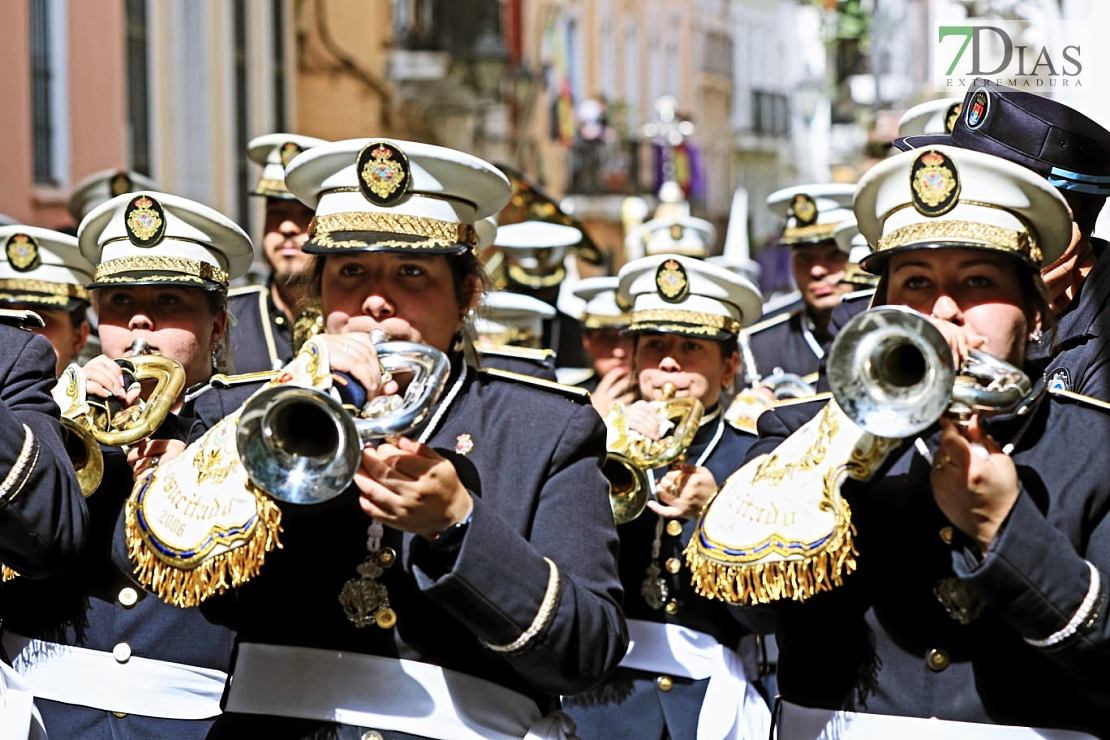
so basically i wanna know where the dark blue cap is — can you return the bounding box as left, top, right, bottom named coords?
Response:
left=894, top=79, right=1110, bottom=197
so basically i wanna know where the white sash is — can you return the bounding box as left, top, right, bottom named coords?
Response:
left=619, top=619, right=771, bottom=740
left=225, top=642, right=579, bottom=740
left=3, top=633, right=226, bottom=720
left=776, top=699, right=1098, bottom=740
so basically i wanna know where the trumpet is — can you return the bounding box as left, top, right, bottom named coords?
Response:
left=605, top=383, right=704, bottom=524
left=826, top=306, right=1031, bottom=438
left=236, top=331, right=452, bottom=504
left=59, top=339, right=186, bottom=495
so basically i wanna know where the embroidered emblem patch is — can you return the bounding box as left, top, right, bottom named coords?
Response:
left=455, top=434, right=474, bottom=456
left=280, top=142, right=303, bottom=168
left=966, top=90, right=989, bottom=129
left=124, top=194, right=167, bottom=247
left=911, top=150, right=960, bottom=217
left=5, top=233, right=41, bottom=272
left=790, top=194, right=818, bottom=226
left=109, top=172, right=133, bottom=197
left=656, top=258, right=690, bottom=303
left=670, top=223, right=684, bottom=241
left=357, top=141, right=409, bottom=207
left=1048, top=367, right=1071, bottom=392
left=944, top=102, right=962, bottom=134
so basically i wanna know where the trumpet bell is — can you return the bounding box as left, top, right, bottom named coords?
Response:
left=61, top=416, right=104, bottom=497
left=827, top=306, right=955, bottom=438
left=236, top=339, right=452, bottom=505
left=603, top=452, right=650, bottom=525
left=87, top=354, right=186, bottom=447
left=237, top=386, right=362, bottom=505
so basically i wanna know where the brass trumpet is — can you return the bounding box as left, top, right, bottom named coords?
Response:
left=605, top=383, right=704, bottom=524
left=236, top=331, right=452, bottom=505
left=59, top=339, right=186, bottom=495
left=827, top=306, right=1031, bottom=438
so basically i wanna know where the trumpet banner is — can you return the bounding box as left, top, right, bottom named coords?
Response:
left=125, top=338, right=334, bottom=608
left=685, top=401, right=900, bottom=605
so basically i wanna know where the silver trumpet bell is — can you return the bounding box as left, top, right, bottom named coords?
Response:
left=236, top=331, right=452, bottom=504
left=827, top=306, right=1031, bottom=438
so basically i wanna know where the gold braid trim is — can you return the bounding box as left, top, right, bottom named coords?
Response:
left=582, top=314, right=632, bottom=330
left=877, top=220, right=1038, bottom=263
left=2, top=565, right=19, bottom=581
left=506, top=262, right=566, bottom=288
left=782, top=223, right=838, bottom=245
left=685, top=496, right=857, bottom=605
left=94, top=256, right=229, bottom=287
left=483, top=557, right=560, bottom=653
left=311, top=212, right=477, bottom=248
left=125, top=485, right=284, bottom=608
left=630, top=309, right=741, bottom=335
left=252, top=178, right=291, bottom=198
left=0, top=279, right=88, bottom=301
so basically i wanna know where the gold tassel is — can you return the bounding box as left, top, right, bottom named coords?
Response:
left=685, top=497, right=857, bottom=605
left=125, top=487, right=283, bottom=608
left=2, top=565, right=19, bottom=582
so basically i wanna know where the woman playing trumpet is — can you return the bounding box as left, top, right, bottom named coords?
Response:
left=126, top=139, right=626, bottom=740
left=693, top=146, right=1110, bottom=738
left=1, top=191, right=253, bottom=739
left=565, top=253, right=773, bottom=740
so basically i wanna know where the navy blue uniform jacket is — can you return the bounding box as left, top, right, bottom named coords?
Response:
left=194, top=354, right=627, bottom=736
left=0, top=326, right=85, bottom=578
left=226, top=284, right=293, bottom=374
left=2, top=387, right=236, bottom=739
left=749, top=389, right=1110, bottom=737
left=567, top=414, right=762, bottom=740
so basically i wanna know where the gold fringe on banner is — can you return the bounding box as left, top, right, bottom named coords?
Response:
left=125, top=487, right=283, bottom=609
left=685, top=497, right=857, bottom=605
left=2, top=565, right=19, bottom=581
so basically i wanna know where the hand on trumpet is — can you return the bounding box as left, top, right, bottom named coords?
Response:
left=647, top=463, right=718, bottom=521
left=354, top=436, right=474, bottom=541
left=622, top=400, right=675, bottom=442
left=127, top=437, right=187, bottom=484
left=82, top=354, right=142, bottom=406
left=930, top=414, right=1019, bottom=556
left=320, top=333, right=401, bottom=398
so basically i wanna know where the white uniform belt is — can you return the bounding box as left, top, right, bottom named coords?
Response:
left=225, top=642, right=579, bottom=740
left=618, top=620, right=770, bottom=740
left=776, top=699, right=1099, bottom=740
left=2, top=632, right=227, bottom=720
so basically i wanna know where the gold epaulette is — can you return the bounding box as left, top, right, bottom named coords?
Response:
left=724, top=416, right=759, bottom=435
left=772, top=391, right=832, bottom=409
left=479, top=345, right=556, bottom=363
left=0, top=308, right=44, bottom=329
left=741, top=308, right=798, bottom=336
left=1048, top=387, right=1110, bottom=412
left=479, top=367, right=591, bottom=402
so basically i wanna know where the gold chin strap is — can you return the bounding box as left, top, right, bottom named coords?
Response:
left=685, top=399, right=900, bottom=605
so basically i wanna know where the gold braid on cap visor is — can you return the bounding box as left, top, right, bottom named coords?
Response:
left=93, top=256, right=229, bottom=287
left=309, top=212, right=477, bottom=250
left=781, top=222, right=839, bottom=245
left=583, top=314, right=633, bottom=330
left=251, top=178, right=292, bottom=198
left=0, top=279, right=88, bottom=302
left=876, top=220, right=1040, bottom=265
left=629, top=308, right=741, bottom=336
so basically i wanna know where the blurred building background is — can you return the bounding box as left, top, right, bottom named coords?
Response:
left=0, top=0, right=1105, bottom=293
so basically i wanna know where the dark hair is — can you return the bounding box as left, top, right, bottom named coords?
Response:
left=1062, top=190, right=1104, bottom=240
left=307, top=250, right=488, bottom=311
left=67, top=301, right=90, bottom=330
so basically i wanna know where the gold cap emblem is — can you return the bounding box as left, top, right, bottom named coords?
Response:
left=670, top=223, right=684, bottom=241
left=655, top=258, right=690, bottom=304
left=357, top=141, right=410, bottom=207
left=790, top=194, right=818, bottom=226
left=124, top=194, right=167, bottom=247
left=911, top=150, right=960, bottom=217
left=944, top=102, right=962, bottom=134
left=280, top=141, right=303, bottom=168
left=455, top=433, right=474, bottom=456
left=110, top=172, right=133, bottom=197
left=5, top=233, right=41, bottom=272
